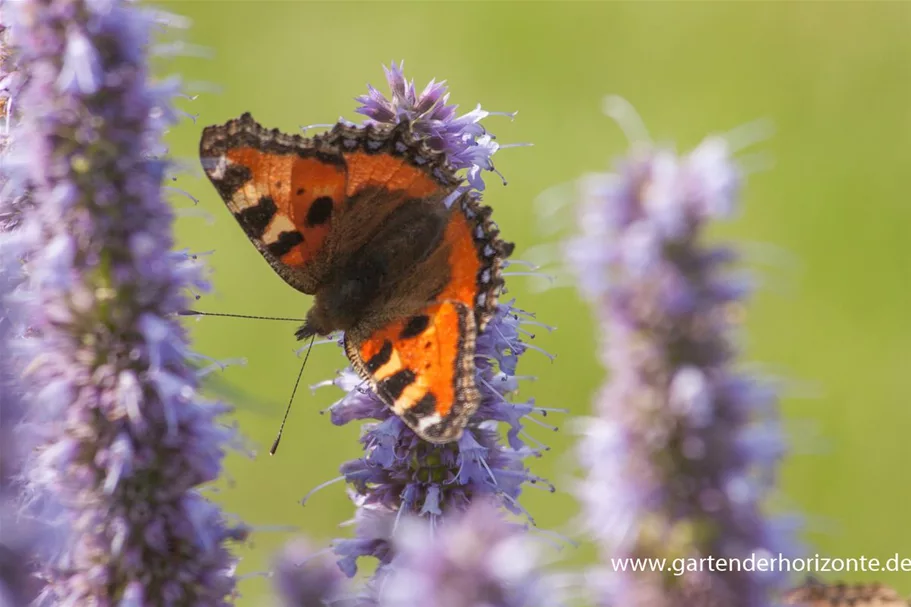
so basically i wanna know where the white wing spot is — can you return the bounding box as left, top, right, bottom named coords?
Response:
left=203, top=156, right=228, bottom=180
left=262, top=214, right=296, bottom=244
left=417, top=414, right=443, bottom=433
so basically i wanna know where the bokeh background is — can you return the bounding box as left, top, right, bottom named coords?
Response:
left=163, top=2, right=911, bottom=604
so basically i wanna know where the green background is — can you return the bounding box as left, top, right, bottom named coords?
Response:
left=164, top=2, right=911, bottom=603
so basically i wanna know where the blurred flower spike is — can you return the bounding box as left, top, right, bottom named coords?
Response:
left=320, top=63, right=555, bottom=579
left=567, top=102, right=797, bottom=607
left=274, top=537, right=346, bottom=607
left=2, top=0, right=247, bottom=603
left=378, top=501, right=566, bottom=607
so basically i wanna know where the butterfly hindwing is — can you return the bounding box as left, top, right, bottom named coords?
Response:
left=346, top=300, right=478, bottom=442
left=344, top=194, right=514, bottom=443
left=437, top=195, right=514, bottom=332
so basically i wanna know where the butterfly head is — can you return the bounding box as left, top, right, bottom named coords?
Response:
left=294, top=263, right=389, bottom=341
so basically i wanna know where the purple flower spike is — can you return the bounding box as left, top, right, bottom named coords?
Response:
left=0, top=296, right=36, bottom=607
left=325, top=300, right=551, bottom=577
left=1, top=225, right=39, bottom=607
left=355, top=61, right=514, bottom=191
left=376, top=501, right=564, bottom=607
left=5, top=0, right=247, bottom=603
left=0, top=18, right=43, bottom=606
left=317, top=63, right=552, bottom=578
left=567, top=123, right=796, bottom=607
left=274, top=537, right=346, bottom=607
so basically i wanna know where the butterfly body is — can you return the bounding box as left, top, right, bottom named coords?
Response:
left=298, top=191, right=450, bottom=339
left=199, top=114, right=513, bottom=443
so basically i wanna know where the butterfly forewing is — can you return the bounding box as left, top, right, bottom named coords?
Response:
left=199, top=113, right=349, bottom=294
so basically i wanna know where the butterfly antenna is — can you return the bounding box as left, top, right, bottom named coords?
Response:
left=179, top=309, right=305, bottom=322
left=270, top=333, right=316, bottom=456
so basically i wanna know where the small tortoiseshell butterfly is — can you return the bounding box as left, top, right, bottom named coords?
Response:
left=199, top=113, right=513, bottom=443
left=783, top=578, right=906, bottom=606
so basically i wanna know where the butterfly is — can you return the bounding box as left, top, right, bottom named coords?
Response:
left=782, top=577, right=906, bottom=606
left=198, top=113, right=513, bottom=443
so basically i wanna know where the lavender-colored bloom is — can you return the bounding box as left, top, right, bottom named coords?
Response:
left=567, top=129, right=795, bottom=606
left=5, top=0, right=246, bottom=603
left=0, top=245, right=36, bottom=606
left=376, top=501, right=563, bottom=607
left=0, top=20, right=26, bottom=234
left=319, top=64, right=552, bottom=577
left=0, top=17, right=42, bottom=605
left=274, top=537, right=346, bottom=607
left=327, top=304, right=551, bottom=577
left=0, top=252, right=43, bottom=607
left=0, top=293, right=30, bottom=606
left=355, top=60, right=513, bottom=191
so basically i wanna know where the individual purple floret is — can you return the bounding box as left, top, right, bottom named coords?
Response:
left=355, top=60, right=514, bottom=191
left=376, top=501, right=564, bottom=607
left=274, top=537, right=346, bottom=607
left=5, top=0, right=246, bottom=603
left=567, top=126, right=795, bottom=607
left=316, top=64, right=553, bottom=578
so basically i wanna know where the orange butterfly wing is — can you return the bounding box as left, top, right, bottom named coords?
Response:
left=345, top=196, right=514, bottom=443
left=199, top=115, right=460, bottom=294
left=342, top=149, right=444, bottom=199
left=199, top=113, right=347, bottom=293
left=201, top=114, right=513, bottom=443
left=345, top=300, right=478, bottom=439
